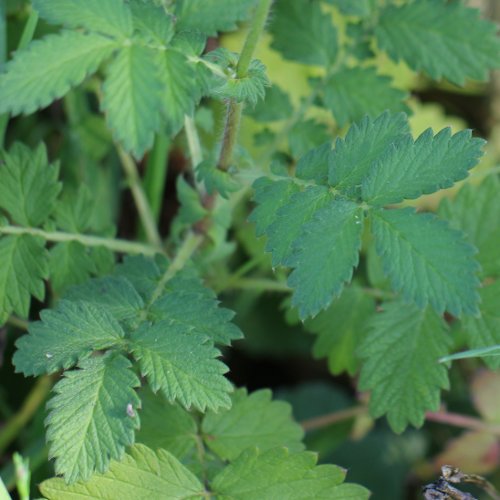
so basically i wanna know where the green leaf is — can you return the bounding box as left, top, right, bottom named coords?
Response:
left=295, top=142, right=331, bottom=185
left=40, top=445, right=204, bottom=499
left=54, top=186, right=93, bottom=233
left=212, top=447, right=369, bottom=499
left=0, top=143, right=61, bottom=227
left=45, top=353, right=140, bottom=483
left=130, top=1, right=174, bottom=45
left=325, top=0, right=372, bottom=17
left=323, top=67, right=409, bottom=127
left=375, top=0, right=500, bottom=85
left=288, top=119, right=330, bottom=159
left=101, top=44, right=163, bottom=158
left=246, top=84, right=293, bottom=122
left=32, top=0, right=133, bottom=38
left=305, top=285, right=375, bottom=375
left=358, top=302, right=451, bottom=433
left=196, top=160, right=241, bottom=199
left=13, top=300, right=125, bottom=376
left=328, top=112, right=410, bottom=195
left=175, top=0, right=257, bottom=36
left=176, top=176, right=208, bottom=225
left=266, top=186, right=333, bottom=267
left=202, top=388, right=304, bottom=461
left=461, top=281, right=500, bottom=369
left=136, top=388, right=197, bottom=459
left=288, top=200, right=363, bottom=319
left=370, top=208, right=480, bottom=317
left=64, top=276, right=145, bottom=324
left=270, top=0, right=338, bottom=66
left=439, top=178, right=500, bottom=278
left=49, top=242, right=96, bottom=294
left=362, top=128, right=485, bottom=206
left=0, top=235, right=48, bottom=324
left=130, top=321, right=233, bottom=411
left=0, top=31, right=117, bottom=115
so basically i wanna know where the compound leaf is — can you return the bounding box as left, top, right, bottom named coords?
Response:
left=40, top=445, right=204, bottom=499
left=288, top=200, right=364, bottom=319
left=13, top=300, right=125, bottom=376
left=130, top=321, right=232, bottom=411
left=212, top=447, right=369, bottom=499
left=102, top=44, right=163, bottom=158
left=202, top=388, right=304, bottom=461
left=45, top=353, right=140, bottom=483
left=0, top=31, right=117, bottom=116
left=375, top=0, right=500, bottom=85
left=370, top=208, right=480, bottom=317
left=358, top=302, right=451, bottom=433
left=270, top=0, right=338, bottom=66
left=324, top=67, right=409, bottom=127
left=0, top=143, right=61, bottom=227
left=32, top=0, right=133, bottom=38
left=0, top=235, right=48, bottom=324
left=362, top=128, right=485, bottom=206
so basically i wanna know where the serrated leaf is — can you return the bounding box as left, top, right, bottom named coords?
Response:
left=13, top=300, right=125, bottom=376
left=266, top=186, right=333, bottom=267
left=295, top=142, right=331, bottom=185
left=0, top=235, right=48, bottom=324
left=270, top=0, right=338, bottom=66
left=439, top=178, right=500, bottom=278
left=358, top=302, right=451, bottom=433
left=130, top=321, right=232, bottom=411
left=40, top=445, right=204, bottom=499
left=288, top=119, right=330, bottom=159
left=202, top=388, right=304, bottom=461
left=45, top=353, right=140, bottom=483
left=249, top=177, right=300, bottom=237
left=102, top=44, right=163, bottom=158
left=328, top=112, right=410, bottom=195
left=288, top=200, right=363, bottom=319
left=324, top=67, right=409, bottom=127
left=196, top=160, right=240, bottom=199
left=130, top=0, right=174, bottom=45
left=54, top=186, right=93, bottom=233
left=305, top=285, right=375, bottom=375
left=0, top=31, right=117, bottom=116
left=49, top=242, right=96, bottom=294
left=0, top=143, right=61, bottom=227
left=176, top=176, right=208, bottom=225
left=375, top=0, right=500, bottom=85
left=175, top=0, right=257, bottom=36
left=246, top=84, right=293, bottom=122
left=32, top=0, right=133, bottom=38
left=64, top=276, right=144, bottom=324
left=362, top=128, right=485, bottom=206
left=370, top=208, right=480, bottom=316
left=212, top=447, right=369, bottom=499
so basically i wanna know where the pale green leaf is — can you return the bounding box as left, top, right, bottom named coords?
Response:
left=130, top=0, right=174, bottom=45
left=270, top=0, right=338, bottom=66
left=328, top=112, right=410, bottom=195
left=246, top=84, right=293, bottom=122
left=196, top=160, right=240, bottom=199
left=0, top=235, right=47, bottom=324
left=13, top=300, right=125, bottom=376
left=45, top=353, right=140, bottom=483
left=375, top=0, right=500, bottom=85
left=288, top=119, right=329, bottom=159
left=370, top=208, right=480, bottom=316
left=176, top=176, right=208, bottom=225
left=176, top=0, right=257, bottom=36
left=439, top=178, right=500, bottom=278
left=54, top=186, right=93, bottom=233
left=202, top=388, right=304, bottom=461
left=288, top=200, right=364, bottom=319
left=212, top=448, right=369, bottom=499
left=32, top=0, right=133, bottom=37
left=40, top=445, right=204, bottom=499
left=0, top=31, right=117, bottom=115
left=362, top=128, right=485, bottom=206
left=358, top=302, right=451, bottom=433
left=0, top=143, right=61, bottom=227
left=305, top=286, right=375, bottom=375
left=324, top=67, right=409, bottom=126
left=102, top=44, right=163, bottom=158
left=130, top=321, right=232, bottom=411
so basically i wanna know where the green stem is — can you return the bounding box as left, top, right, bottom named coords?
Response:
left=7, top=316, right=28, bottom=330
left=184, top=115, right=203, bottom=169
left=0, top=224, right=162, bottom=255
left=222, top=277, right=291, bottom=293
left=0, top=376, right=53, bottom=454
left=117, top=147, right=163, bottom=248
left=217, top=102, right=242, bottom=172
left=0, top=0, right=6, bottom=66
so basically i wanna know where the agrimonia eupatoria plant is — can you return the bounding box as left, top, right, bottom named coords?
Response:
left=0, top=0, right=499, bottom=497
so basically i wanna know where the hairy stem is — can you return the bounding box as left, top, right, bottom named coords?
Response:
left=0, top=224, right=162, bottom=255
left=0, top=376, right=53, bottom=454
left=117, top=147, right=163, bottom=248
left=217, top=102, right=243, bottom=172
left=425, top=410, right=500, bottom=435
left=301, top=406, right=367, bottom=432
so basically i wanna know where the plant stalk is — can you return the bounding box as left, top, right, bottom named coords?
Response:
left=301, top=406, right=367, bottom=432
